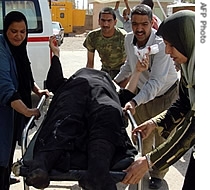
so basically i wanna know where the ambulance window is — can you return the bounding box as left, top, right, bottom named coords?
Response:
left=0, top=0, right=43, bottom=33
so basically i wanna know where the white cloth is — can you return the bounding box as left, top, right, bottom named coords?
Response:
left=134, top=44, right=159, bottom=62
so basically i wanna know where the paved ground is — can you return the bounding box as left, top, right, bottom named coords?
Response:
left=11, top=36, right=191, bottom=190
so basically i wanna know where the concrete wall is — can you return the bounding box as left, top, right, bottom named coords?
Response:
left=84, top=14, right=93, bottom=31
left=90, top=1, right=172, bottom=29
left=74, top=0, right=187, bottom=33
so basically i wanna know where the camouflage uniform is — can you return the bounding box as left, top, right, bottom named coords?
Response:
left=83, top=27, right=127, bottom=79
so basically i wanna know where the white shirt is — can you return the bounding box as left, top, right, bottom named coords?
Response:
left=114, top=9, right=132, bottom=33
left=114, top=29, right=179, bottom=106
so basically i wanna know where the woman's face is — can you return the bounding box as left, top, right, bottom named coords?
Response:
left=164, top=39, right=188, bottom=64
left=6, top=20, right=26, bottom=46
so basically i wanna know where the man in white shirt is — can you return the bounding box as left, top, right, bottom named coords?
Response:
left=114, top=4, right=179, bottom=189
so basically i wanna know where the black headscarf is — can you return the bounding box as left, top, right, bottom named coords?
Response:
left=3, top=11, right=34, bottom=108
left=3, top=11, right=37, bottom=144
left=156, top=10, right=195, bottom=108
left=156, top=10, right=194, bottom=60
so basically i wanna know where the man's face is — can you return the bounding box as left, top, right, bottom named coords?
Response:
left=98, top=13, right=117, bottom=36
left=131, top=14, right=153, bottom=46
left=123, top=9, right=129, bottom=21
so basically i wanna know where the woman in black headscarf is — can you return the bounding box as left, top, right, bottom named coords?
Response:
left=122, top=10, right=195, bottom=190
left=0, top=11, right=49, bottom=189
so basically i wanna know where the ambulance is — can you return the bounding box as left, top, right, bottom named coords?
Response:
left=0, top=0, right=53, bottom=89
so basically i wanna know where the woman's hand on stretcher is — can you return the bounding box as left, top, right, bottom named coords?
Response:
left=33, top=83, right=50, bottom=99
left=11, top=100, right=41, bottom=119
left=25, top=108, right=41, bottom=119
left=132, top=119, right=157, bottom=140
left=122, top=156, right=149, bottom=185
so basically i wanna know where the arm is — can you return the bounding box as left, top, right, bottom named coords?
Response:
left=125, top=72, right=140, bottom=93
left=122, top=108, right=194, bottom=185
left=123, top=55, right=150, bottom=114
left=122, top=80, right=194, bottom=184
left=125, top=55, right=149, bottom=93
left=0, top=39, right=42, bottom=118
left=46, top=36, right=67, bottom=93
left=83, top=32, right=96, bottom=68
left=124, top=0, right=131, bottom=15
left=32, top=82, right=49, bottom=98
left=149, top=111, right=194, bottom=170
left=117, top=69, right=141, bottom=108
left=131, top=78, right=192, bottom=141
left=114, top=1, right=124, bottom=23
left=114, top=1, right=120, bottom=10
left=86, top=51, right=95, bottom=68
left=11, top=99, right=40, bottom=118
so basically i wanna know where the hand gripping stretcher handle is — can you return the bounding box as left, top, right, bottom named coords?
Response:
left=21, top=95, right=47, bottom=156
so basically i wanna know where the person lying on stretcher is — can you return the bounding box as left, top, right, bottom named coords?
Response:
left=24, top=36, right=150, bottom=190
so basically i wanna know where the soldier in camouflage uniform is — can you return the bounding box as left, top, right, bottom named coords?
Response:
left=83, top=7, right=127, bottom=79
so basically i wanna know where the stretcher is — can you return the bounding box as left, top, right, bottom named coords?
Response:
left=12, top=95, right=143, bottom=190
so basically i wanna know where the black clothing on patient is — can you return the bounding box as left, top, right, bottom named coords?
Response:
left=25, top=56, right=137, bottom=190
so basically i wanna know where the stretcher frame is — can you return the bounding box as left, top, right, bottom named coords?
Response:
left=12, top=95, right=143, bottom=190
